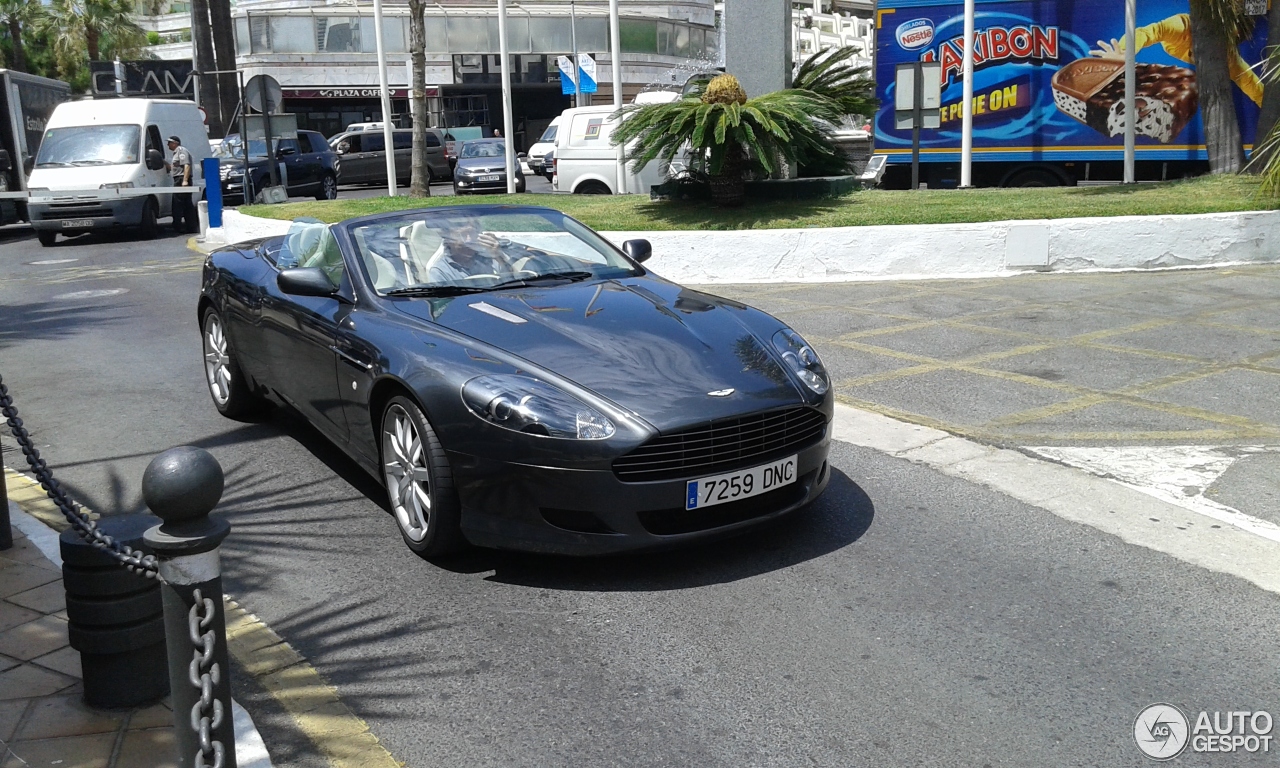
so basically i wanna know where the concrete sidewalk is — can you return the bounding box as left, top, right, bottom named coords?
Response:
left=1, top=504, right=273, bottom=768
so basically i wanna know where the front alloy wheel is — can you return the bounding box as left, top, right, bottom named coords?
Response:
left=317, top=173, right=338, bottom=200
left=201, top=308, right=261, bottom=418
left=380, top=396, right=464, bottom=557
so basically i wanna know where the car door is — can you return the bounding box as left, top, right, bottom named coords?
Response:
left=360, top=133, right=387, bottom=186
left=424, top=131, right=448, bottom=180
left=276, top=138, right=307, bottom=195
left=258, top=228, right=350, bottom=442
left=143, top=125, right=170, bottom=217
left=334, top=133, right=363, bottom=184
left=392, top=131, right=412, bottom=185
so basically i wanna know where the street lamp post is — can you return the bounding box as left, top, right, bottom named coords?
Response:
left=498, top=0, right=517, bottom=194
left=571, top=0, right=583, bottom=107
left=373, top=0, right=397, bottom=197
left=960, top=0, right=975, bottom=187
left=609, top=0, right=624, bottom=194
left=1123, top=0, right=1137, bottom=183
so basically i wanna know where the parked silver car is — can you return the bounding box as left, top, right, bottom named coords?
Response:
left=331, top=128, right=451, bottom=186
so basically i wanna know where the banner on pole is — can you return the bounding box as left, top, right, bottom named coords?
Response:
left=577, top=53, right=598, bottom=93
left=558, top=56, right=577, bottom=94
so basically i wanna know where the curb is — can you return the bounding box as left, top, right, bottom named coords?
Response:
left=4, top=468, right=399, bottom=768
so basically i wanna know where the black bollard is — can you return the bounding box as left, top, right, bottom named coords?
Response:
left=142, top=446, right=237, bottom=768
left=61, top=514, right=168, bottom=708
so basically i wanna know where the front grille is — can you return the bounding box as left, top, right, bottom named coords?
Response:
left=613, top=406, right=827, bottom=483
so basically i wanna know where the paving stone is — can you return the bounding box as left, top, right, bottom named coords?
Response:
left=30, top=646, right=81, bottom=679
left=854, top=324, right=1031, bottom=362
left=1087, top=287, right=1240, bottom=317
left=128, top=701, right=174, bottom=730
left=820, top=344, right=918, bottom=386
left=998, top=401, right=1235, bottom=442
left=0, top=653, right=19, bottom=673
left=114, top=727, right=178, bottom=768
left=6, top=582, right=66, bottom=615
left=13, top=694, right=124, bottom=740
left=858, top=291, right=1028, bottom=321
left=1205, top=452, right=1280, bottom=526
left=0, top=699, right=27, bottom=742
left=0, top=563, right=60, bottom=600
left=964, top=304, right=1153, bottom=339
left=0, top=602, right=40, bottom=634
left=981, top=344, right=1203, bottom=392
left=841, top=368, right=1073, bottom=427
left=1144, top=368, right=1280, bottom=427
left=0, top=616, right=69, bottom=661
left=772, top=307, right=910, bottom=339
left=1206, top=304, right=1280, bottom=332
left=2, top=731, right=117, bottom=768
left=1103, top=323, right=1280, bottom=362
left=0, top=663, right=77, bottom=700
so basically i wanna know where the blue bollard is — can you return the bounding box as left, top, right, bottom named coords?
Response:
left=202, top=156, right=223, bottom=229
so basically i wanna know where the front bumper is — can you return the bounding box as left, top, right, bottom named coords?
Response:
left=454, top=175, right=522, bottom=193
left=452, top=435, right=831, bottom=555
left=29, top=195, right=149, bottom=232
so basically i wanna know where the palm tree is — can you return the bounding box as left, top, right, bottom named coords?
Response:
left=792, top=45, right=877, bottom=119
left=1187, top=0, right=1250, bottom=173
left=406, top=0, right=430, bottom=197
left=0, top=0, right=42, bottom=72
left=1250, top=3, right=1280, bottom=168
left=611, top=74, right=842, bottom=207
left=41, top=0, right=145, bottom=68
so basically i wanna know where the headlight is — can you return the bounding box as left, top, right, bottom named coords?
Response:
left=462, top=374, right=615, bottom=440
left=100, top=182, right=134, bottom=189
left=772, top=328, right=829, bottom=395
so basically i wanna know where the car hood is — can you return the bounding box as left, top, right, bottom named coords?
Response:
left=390, top=277, right=806, bottom=431
left=456, top=157, right=521, bottom=175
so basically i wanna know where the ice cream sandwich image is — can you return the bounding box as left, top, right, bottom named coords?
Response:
left=1052, top=58, right=1198, bottom=143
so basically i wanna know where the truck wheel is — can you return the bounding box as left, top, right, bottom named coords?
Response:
left=1006, top=169, right=1063, bottom=188
left=575, top=180, right=611, bottom=195
left=139, top=199, right=158, bottom=239
left=37, top=230, right=56, bottom=247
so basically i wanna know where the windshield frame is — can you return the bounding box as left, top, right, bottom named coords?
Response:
left=35, top=124, right=142, bottom=168
left=341, top=206, right=644, bottom=298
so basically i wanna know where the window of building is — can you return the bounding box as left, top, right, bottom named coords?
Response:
left=248, top=15, right=270, bottom=54
left=423, top=16, right=448, bottom=53
left=271, top=15, right=314, bottom=53
left=577, top=17, right=609, bottom=52
left=529, top=17, right=572, bottom=53
left=318, top=18, right=359, bottom=53
left=358, top=17, right=406, bottom=53
left=620, top=19, right=656, bottom=53
left=656, top=21, right=674, bottom=56
left=447, top=16, right=489, bottom=52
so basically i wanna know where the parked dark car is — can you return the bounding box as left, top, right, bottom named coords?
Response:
left=331, top=128, right=451, bottom=186
left=217, top=130, right=339, bottom=203
left=452, top=139, right=525, bottom=195
left=542, top=149, right=555, bottom=181
left=197, top=206, right=833, bottom=558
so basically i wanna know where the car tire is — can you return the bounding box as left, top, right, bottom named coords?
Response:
left=139, top=198, right=158, bottom=239
left=36, top=230, right=56, bottom=247
left=516, top=178, right=526, bottom=194
left=201, top=307, right=262, bottom=419
left=453, top=185, right=464, bottom=196
left=186, top=193, right=201, bottom=233
left=316, top=173, right=338, bottom=201
left=575, top=180, right=611, bottom=195
left=380, top=396, right=466, bottom=558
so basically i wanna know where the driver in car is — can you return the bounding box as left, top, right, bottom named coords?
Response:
left=427, top=217, right=516, bottom=284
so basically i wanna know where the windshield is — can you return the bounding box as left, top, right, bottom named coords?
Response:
left=460, top=141, right=504, bottom=159
left=349, top=208, right=641, bottom=295
left=36, top=125, right=140, bottom=167
left=537, top=125, right=558, bottom=143
left=216, top=135, right=271, bottom=160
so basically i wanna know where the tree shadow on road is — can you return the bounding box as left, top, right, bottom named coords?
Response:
left=436, top=467, right=875, bottom=592
left=0, top=298, right=123, bottom=350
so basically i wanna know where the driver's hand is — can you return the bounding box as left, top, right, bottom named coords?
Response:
left=477, top=231, right=503, bottom=249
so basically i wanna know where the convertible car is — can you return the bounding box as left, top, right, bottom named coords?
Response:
left=198, top=206, right=832, bottom=557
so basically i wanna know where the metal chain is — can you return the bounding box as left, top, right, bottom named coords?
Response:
left=188, top=588, right=226, bottom=768
left=0, top=372, right=163, bottom=582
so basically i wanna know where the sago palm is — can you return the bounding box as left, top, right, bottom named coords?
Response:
left=793, top=45, right=877, bottom=119
left=611, top=74, right=843, bottom=207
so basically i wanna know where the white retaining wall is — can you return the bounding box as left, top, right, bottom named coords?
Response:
left=211, top=208, right=1280, bottom=283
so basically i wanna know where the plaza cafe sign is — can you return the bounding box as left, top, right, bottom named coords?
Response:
left=282, top=86, right=441, bottom=99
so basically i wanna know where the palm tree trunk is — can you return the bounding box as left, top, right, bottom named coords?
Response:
left=1251, top=1, right=1280, bottom=170
left=407, top=0, right=430, bottom=197
left=709, top=146, right=746, bottom=207
left=209, top=0, right=237, bottom=139
left=1188, top=0, right=1245, bottom=173
left=8, top=18, right=24, bottom=72
left=189, top=0, right=220, bottom=134
left=86, top=27, right=100, bottom=63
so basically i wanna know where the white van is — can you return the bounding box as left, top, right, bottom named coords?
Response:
left=552, top=105, right=674, bottom=195
left=526, top=115, right=562, bottom=178
left=28, top=98, right=209, bottom=245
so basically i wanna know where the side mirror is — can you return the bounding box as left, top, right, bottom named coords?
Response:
left=146, top=148, right=165, bottom=171
left=277, top=267, right=336, bottom=297
left=23, top=155, right=34, bottom=175
left=0, top=149, right=12, bottom=172
left=622, top=239, right=652, bottom=264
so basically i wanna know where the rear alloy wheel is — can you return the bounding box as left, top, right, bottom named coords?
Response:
left=381, top=396, right=464, bottom=557
left=317, top=173, right=338, bottom=201
left=201, top=308, right=261, bottom=419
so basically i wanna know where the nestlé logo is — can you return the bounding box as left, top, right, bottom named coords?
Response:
left=897, top=19, right=935, bottom=50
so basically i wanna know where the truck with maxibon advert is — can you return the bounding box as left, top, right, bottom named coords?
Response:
left=874, top=0, right=1271, bottom=187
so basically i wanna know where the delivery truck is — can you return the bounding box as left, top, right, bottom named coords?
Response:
left=873, top=0, right=1270, bottom=187
left=0, top=70, right=70, bottom=223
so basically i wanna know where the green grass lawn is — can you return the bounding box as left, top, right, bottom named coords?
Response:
left=240, top=174, right=1277, bottom=231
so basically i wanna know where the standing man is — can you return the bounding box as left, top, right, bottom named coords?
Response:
left=166, top=135, right=194, bottom=232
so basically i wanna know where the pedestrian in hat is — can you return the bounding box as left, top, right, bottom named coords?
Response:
left=166, top=135, right=194, bottom=232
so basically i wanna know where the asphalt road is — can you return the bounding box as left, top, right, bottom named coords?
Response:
left=1, top=232, right=1277, bottom=766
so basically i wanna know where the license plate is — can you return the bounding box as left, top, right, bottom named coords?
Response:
left=480, top=174, right=500, bottom=182
left=686, top=455, right=797, bottom=510
left=62, top=219, right=92, bottom=228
